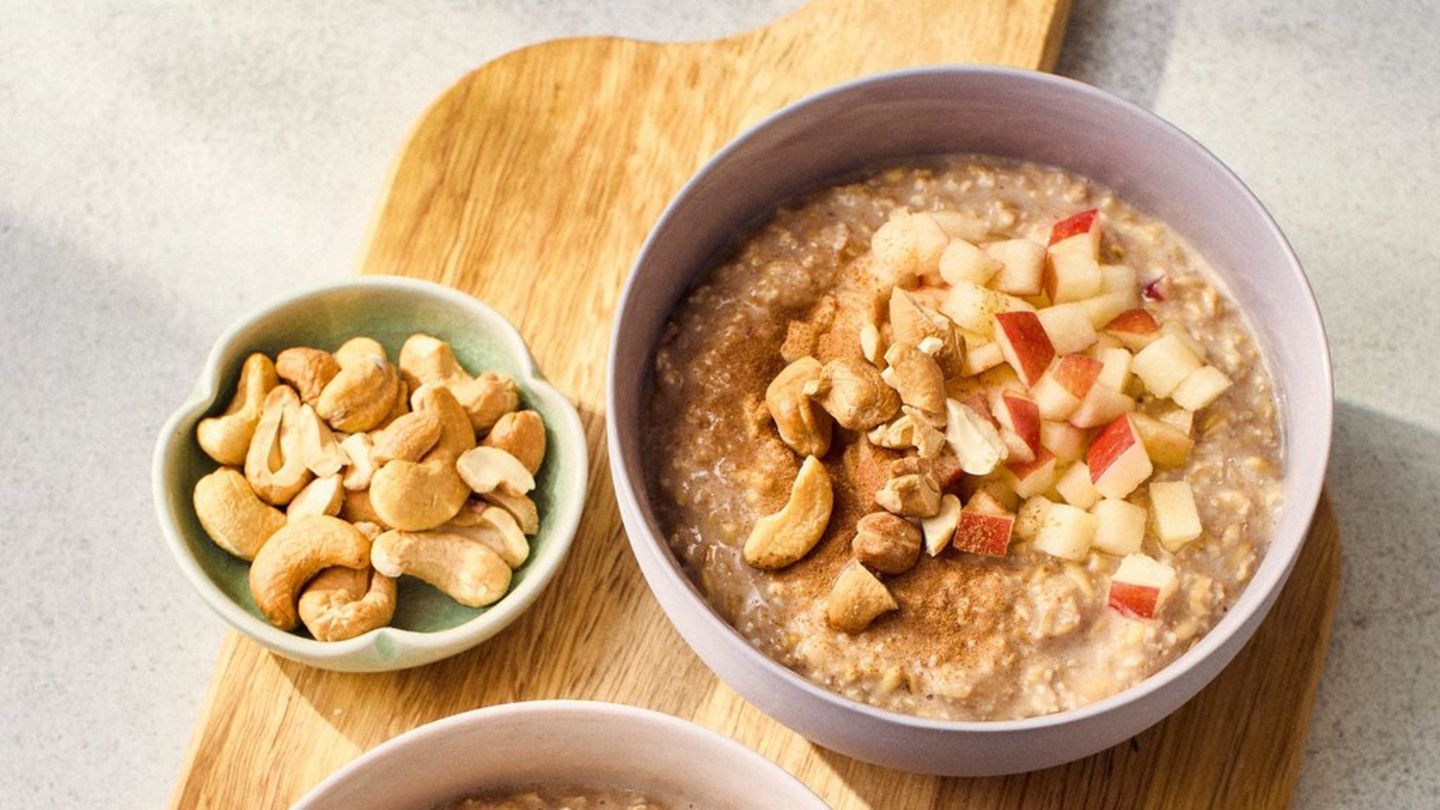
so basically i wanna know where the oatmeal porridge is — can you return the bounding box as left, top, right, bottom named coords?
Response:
left=644, top=156, right=1284, bottom=721
left=437, top=785, right=680, bottom=810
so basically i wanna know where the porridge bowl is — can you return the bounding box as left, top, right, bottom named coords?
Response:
left=292, top=700, right=827, bottom=809
left=607, top=67, right=1331, bottom=774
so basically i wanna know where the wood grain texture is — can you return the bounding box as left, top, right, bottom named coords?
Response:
left=171, top=0, right=1340, bottom=807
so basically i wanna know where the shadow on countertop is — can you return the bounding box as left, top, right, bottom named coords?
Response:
left=1057, top=0, right=1180, bottom=109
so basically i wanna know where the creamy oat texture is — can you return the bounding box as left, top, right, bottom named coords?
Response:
left=438, top=785, right=677, bottom=810
left=644, top=156, right=1284, bottom=720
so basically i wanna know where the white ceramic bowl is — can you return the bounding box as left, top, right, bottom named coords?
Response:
left=607, top=67, right=1332, bottom=775
left=153, top=277, right=588, bottom=672
left=292, top=700, right=826, bottom=809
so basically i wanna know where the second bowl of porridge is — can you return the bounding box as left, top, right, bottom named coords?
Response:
left=608, top=67, right=1331, bottom=774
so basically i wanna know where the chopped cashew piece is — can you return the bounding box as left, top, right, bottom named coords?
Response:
left=852, top=512, right=921, bottom=574
left=444, top=505, right=530, bottom=568
left=339, top=433, right=376, bottom=491
left=765, top=357, right=833, bottom=457
left=875, top=458, right=941, bottom=518
left=859, top=322, right=884, bottom=365
left=807, top=357, right=900, bottom=430
left=883, top=342, right=946, bottom=414
left=295, top=403, right=346, bottom=477
left=285, top=474, right=345, bottom=520
left=827, top=561, right=898, bottom=633
left=945, top=398, right=1008, bottom=476
left=456, top=445, right=536, bottom=497
left=244, top=385, right=314, bottom=505
left=743, top=456, right=833, bottom=570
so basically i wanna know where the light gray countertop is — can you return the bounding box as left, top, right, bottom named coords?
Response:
left=2, top=1, right=1436, bottom=806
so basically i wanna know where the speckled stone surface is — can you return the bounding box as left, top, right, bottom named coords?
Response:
left=1, top=1, right=1435, bottom=806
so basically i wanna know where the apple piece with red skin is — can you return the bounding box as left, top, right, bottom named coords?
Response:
left=992, top=392, right=1041, bottom=462
left=1087, top=414, right=1154, bottom=499
left=1005, top=448, right=1058, bottom=499
left=1132, top=333, right=1204, bottom=398
left=994, top=310, right=1055, bottom=387
left=1069, top=383, right=1135, bottom=429
left=1040, top=419, right=1088, bottom=463
left=1104, top=308, right=1161, bottom=351
left=953, top=491, right=1015, bottom=557
left=1048, top=209, right=1101, bottom=251
left=1030, top=354, right=1102, bottom=421
left=1107, top=553, right=1178, bottom=619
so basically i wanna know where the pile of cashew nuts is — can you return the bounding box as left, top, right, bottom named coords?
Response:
left=192, top=333, right=548, bottom=641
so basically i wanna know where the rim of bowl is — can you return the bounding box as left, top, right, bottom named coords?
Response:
left=152, top=275, right=588, bottom=668
left=607, top=65, right=1333, bottom=733
left=292, top=700, right=826, bottom=808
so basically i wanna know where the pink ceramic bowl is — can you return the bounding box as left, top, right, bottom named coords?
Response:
left=607, top=66, right=1332, bottom=775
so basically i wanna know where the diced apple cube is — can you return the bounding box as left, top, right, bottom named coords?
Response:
left=1171, top=365, right=1233, bottom=411
left=1099, top=264, right=1138, bottom=294
left=1088, top=414, right=1154, bottom=499
left=939, top=238, right=1003, bottom=286
left=1150, top=480, right=1202, bottom=552
left=1037, top=303, right=1099, bottom=354
left=1090, top=346, right=1133, bottom=391
left=1047, top=209, right=1101, bottom=253
left=961, top=340, right=1005, bottom=376
left=1131, top=412, right=1193, bottom=468
left=1155, top=404, right=1194, bottom=434
left=1068, top=383, right=1135, bottom=429
left=1033, top=502, right=1097, bottom=561
left=965, top=475, right=1019, bottom=513
left=992, top=392, right=1041, bottom=463
left=922, top=493, right=962, bottom=556
left=943, top=281, right=1035, bottom=337
left=931, top=210, right=988, bottom=242
left=1005, top=449, right=1058, bottom=499
left=1056, top=462, right=1101, bottom=509
left=953, top=491, right=1014, bottom=557
left=1132, top=334, right=1204, bottom=398
left=1015, top=496, right=1053, bottom=541
left=870, top=209, right=948, bottom=286
left=1081, top=289, right=1140, bottom=329
left=1031, top=372, right=1082, bottom=421
left=1107, top=553, right=1177, bottom=619
left=993, top=310, right=1055, bottom=387
left=1044, top=247, right=1103, bottom=303
left=1103, top=308, right=1161, bottom=351
left=1040, top=420, right=1088, bottom=464
left=985, top=238, right=1046, bottom=296
left=1090, top=498, right=1147, bottom=556
left=1163, top=322, right=1207, bottom=359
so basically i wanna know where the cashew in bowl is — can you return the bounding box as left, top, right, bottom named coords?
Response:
left=295, top=403, right=346, bottom=477
left=480, top=490, right=540, bottom=535
left=244, top=385, right=314, bottom=505
left=371, top=529, right=512, bottom=608
left=399, top=333, right=520, bottom=433
left=443, top=504, right=530, bottom=568
left=455, top=446, right=535, bottom=498
left=369, top=453, right=470, bottom=531
left=298, top=566, right=397, bottom=642
left=742, top=455, right=833, bottom=570
left=765, top=356, right=832, bottom=458
left=192, top=467, right=287, bottom=561
left=196, top=352, right=278, bottom=466
left=286, top=474, right=345, bottom=520
left=275, top=347, right=340, bottom=407
left=411, top=383, right=479, bottom=458
left=371, top=409, right=442, bottom=466
left=249, top=515, right=372, bottom=630
left=481, top=410, right=547, bottom=474
left=316, top=337, right=399, bottom=433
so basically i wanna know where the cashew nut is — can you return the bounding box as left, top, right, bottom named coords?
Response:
left=339, top=432, right=376, bottom=491
left=875, top=457, right=941, bottom=518
left=883, top=342, right=946, bottom=414
left=340, top=487, right=389, bottom=528
left=298, top=566, right=397, bottom=642
left=398, top=334, right=518, bottom=433
left=806, top=357, right=900, bottom=431
left=479, top=490, right=539, bottom=535
left=742, top=455, right=833, bottom=570
left=826, top=560, right=898, bottom=633
left=851, top=512, right=921, bottom=574
left=369, top=453, right=470, bottom=531
left=765, top=357, right=832, bottom=458
left=945, top=398, right=1008, bottom=476
left=410, top=383, right=477, bottom=457
left=481, top=410, right=546, bottom=474
left=196, top=353, right=278, bottom=466
left=370, top=409, right=442, bottom=466
left=248, top=515, right=371, bottom=630
left=244, top=385, right=314, bottom=505
left=888, top=288, right=964, bottom=376
left=275, top=347, right=340, bottom=407
left=285, top=474, right=344, bottom=520
left=315, top=337, right=399, bottom=433
left=375, top=378, right=410, bottom=429
left=371, top=528, right=512, bottom=608
left=192, top=467, right=287, bottom=561
left=455, top=446, right=535, bottom=497
left=443, top=505, right=529, bottom=568
left=295, top=403, right=346, bottom=477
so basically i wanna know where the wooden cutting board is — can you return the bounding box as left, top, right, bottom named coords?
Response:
left=171, top=0, right=1341, bottom=807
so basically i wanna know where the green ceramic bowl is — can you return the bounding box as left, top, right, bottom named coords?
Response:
left=152, top=277, right=587, bottom=672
